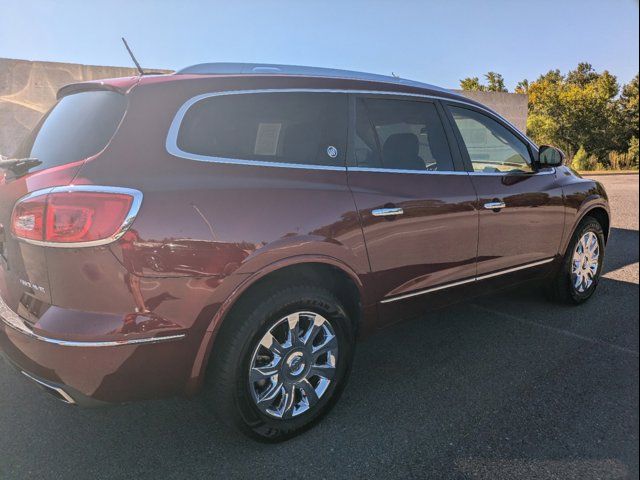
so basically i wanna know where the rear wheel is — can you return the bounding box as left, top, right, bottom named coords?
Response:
left=548, top=216, right=605, bottom=304
left=205, top=284, right=354, bottom=441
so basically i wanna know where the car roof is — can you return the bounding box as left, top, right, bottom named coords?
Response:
left=176, top=62, right=451, bottom=93
left=57, top=62, right=485, bottom=112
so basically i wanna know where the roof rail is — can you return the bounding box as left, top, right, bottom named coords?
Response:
left=176, top=62, right=450, bottom=92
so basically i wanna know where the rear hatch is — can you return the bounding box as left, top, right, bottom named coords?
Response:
left=0, top=89, right=128, bottom=321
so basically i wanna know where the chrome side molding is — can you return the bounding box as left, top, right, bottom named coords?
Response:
left=21, top=371, right=76, bottom=404
left=0, top=294, right=185, bottom=347
left=380, top=257, right=555, bottom=304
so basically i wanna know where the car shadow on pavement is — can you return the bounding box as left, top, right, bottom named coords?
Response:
left=602, top=227, right=639, bottom=274
left=1, top=272, right=637, bottom=480
left=0, top=225, right=638, bottom=479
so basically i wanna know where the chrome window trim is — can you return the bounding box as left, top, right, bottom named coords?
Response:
left=346, top=166, right=555, bottom=176
left=0, top=293, right=185, bottom=347
left=349, top=166, right=469, bottom=175
left=166, top=88, right=538, bottom=171
left=11, top=185, right=143, bottom=248
left=379, top=257, right=555, bottom=304
left=164, top=154, right=346, bottom=172
left=467, top=167, right=556, bottom=177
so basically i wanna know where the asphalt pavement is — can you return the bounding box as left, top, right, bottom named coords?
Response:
left=0, top=174, right=638, bottom=480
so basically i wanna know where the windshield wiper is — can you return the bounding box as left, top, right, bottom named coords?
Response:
left=0, top=156, right=42, bottom=178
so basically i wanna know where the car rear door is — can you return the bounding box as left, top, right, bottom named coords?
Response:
left=347, top=94, right=478, bottom=326
left=442, top=102, right=565, bottom=276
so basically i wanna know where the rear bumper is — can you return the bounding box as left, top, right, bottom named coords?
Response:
left=0, top=349, right=100, bottom=406
left=0, top=294, right=193, bottom=405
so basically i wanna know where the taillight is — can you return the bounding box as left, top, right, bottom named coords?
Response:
left=11, top=186, right=142, bottom=246
left=11, top=195, right=47, bottom=241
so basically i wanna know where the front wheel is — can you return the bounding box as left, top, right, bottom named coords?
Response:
left=548, top=216, right=606, bottom=304
left=205, top=285, right=355, bottom=441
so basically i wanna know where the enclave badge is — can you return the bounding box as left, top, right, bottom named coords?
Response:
left=19, top=279, right=46, bottom=294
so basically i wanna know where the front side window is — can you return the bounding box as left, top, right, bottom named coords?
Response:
left=449, top=106, right=532, bottom=173
left=176, top=92, right=347, bottom=167
left=354, top=98, right=454, bottom=172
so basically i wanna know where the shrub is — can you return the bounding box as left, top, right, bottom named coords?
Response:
left=629, top=136, right=639, bottom=168
left=571, top=147, right=599, bottom=170
left=608, top=137, right=639, bottom=170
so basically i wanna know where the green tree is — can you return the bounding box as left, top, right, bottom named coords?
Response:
left=537, top=69, right=564, bottom=84
left=460, top=76, right=487, bottom=91
left=526, top=64, right=624, bottom=164
left=485, top=72, right=508, bottom=92
left=460, top=72, right=508, bottom=92
left=571, top=146, right=597, bottom=170
left=628, top=137, right=639, bottom=168
left=620, top=74, right=639, bottom=140
left=515, top=79, right=529, bottom=94
left=566, top=62, right=600, bottom=87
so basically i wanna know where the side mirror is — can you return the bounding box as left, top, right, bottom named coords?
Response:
left=536, top=145, right=565, bottom=168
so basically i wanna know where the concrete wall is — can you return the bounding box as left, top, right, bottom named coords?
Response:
left=0, top=58, right=171, bottom=156
left=455, top=90, right=529, bottom=133
left=0, top=57, right=528, bottom=156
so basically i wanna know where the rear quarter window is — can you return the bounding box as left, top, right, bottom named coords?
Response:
left=13, top=90, right=127, bottom=172
left=175, top=92, right=348, bottom=167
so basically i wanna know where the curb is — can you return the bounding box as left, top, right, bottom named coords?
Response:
left=578, top=171, right=639, bottom=176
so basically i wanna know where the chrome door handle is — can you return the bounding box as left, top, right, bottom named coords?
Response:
left=372, top=207, right=404, bottom=217
left=484, top=201, right=506, bottom=210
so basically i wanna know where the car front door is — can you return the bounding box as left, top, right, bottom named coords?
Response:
left=443, top=103, right=565, bottom=276
left=347, top=95, right=478, bottom=326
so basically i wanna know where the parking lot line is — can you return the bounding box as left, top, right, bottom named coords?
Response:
left=472, top=304, right=639, bottom=357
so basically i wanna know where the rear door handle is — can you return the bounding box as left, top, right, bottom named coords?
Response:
left=372, top=207, right=404, bottom=217
left=484, top=201, right=506, bottom=211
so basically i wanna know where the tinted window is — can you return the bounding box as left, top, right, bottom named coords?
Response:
left=449, top=106, right=532, bottom=173
left=14, top=91, right=127, bottom=173
left=354, top=98, right=454, bottom=172
left=177, top=93, right=347, bottom=167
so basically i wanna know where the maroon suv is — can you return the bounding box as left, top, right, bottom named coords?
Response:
left=0, top=63, right=610, bottom=440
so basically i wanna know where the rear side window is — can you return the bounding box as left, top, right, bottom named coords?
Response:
left=354, top=98, right=454, bottom=172
left=176, top=92, right=348, bottom=167
left=13, top=91, right=127, bottom=173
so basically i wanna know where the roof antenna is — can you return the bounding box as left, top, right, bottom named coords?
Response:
left=121, top=37, right=145, bottom=76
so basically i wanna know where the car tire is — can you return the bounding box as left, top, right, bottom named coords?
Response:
left=205, top=284, right=355, bottom=442
left=547, top=216, right=606, bottom=305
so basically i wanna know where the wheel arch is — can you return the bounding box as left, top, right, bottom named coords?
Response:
left=562, top=203, right=611, bottom=256
left=583, top=207, right=610, bottom=243
left=186, top=256, right=368, bottom=395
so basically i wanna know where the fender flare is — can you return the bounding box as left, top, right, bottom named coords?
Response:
left=560, top=195, right=610, bottom=256
left=184, top=254, right=366, bottom=395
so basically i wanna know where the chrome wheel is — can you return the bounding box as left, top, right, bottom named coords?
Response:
left=248, top=311, right=338, bottom=419
left=571, top=231, right=600, bottom=293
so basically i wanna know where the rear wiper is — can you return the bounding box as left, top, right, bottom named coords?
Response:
left=0, top=156, right=42, bottom=177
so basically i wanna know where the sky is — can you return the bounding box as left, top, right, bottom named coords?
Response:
left=1, top=0, right=638, bottom=90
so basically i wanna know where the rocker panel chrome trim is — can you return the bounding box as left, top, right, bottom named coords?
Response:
left=380, top=257, right=555, bottom=304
